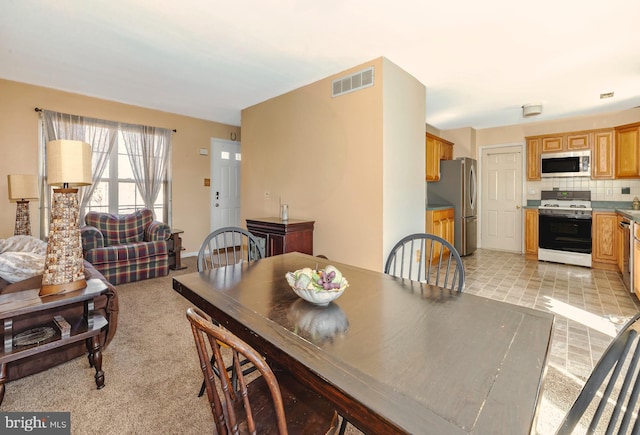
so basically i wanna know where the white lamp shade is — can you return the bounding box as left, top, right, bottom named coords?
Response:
left=8, top=174, right=39, bottom=200
left=46, top=140, right=92, bottom=187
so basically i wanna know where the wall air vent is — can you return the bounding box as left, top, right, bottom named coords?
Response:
left=332, top=67, right=374, bottom=97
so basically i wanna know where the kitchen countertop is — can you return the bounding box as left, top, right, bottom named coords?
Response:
left=426, top=205, right=453, bottom=211
left=616, top=209, right=640, bottom=222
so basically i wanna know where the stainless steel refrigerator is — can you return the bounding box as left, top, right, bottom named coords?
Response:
left=427, top=157, right=477, bottom=256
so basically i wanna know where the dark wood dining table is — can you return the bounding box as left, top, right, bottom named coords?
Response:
left=173, top=252, right=554, bottom=434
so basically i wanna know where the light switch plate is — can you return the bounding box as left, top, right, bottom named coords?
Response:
left=199, top=148, right=208, bottom=156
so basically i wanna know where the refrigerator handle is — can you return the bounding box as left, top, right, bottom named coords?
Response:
left=468, top=164, right=477, bottom=211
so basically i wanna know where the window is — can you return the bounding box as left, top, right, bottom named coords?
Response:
left=39, top=110, right=172, bottom=234
left=86, top=132, right=166, bottom=220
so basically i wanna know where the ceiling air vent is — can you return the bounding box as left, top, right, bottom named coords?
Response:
left=332, top=67, right=374, bottom=97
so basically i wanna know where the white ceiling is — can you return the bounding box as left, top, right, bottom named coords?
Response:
left=2, top=0, right=640, bottom=130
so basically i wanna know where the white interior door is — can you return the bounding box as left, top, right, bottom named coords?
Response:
left=481, top=145, right=523, bottom=252
left=210, top=138, right=241, bottom=234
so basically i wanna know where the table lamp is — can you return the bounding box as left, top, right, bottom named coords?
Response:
left=7, top=174, right=39, bottom=236
left=40, top=140, right=92, bottom=297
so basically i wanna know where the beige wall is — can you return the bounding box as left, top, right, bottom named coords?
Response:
left=241, top=57, right=426, bottom=271
left=0, top=78, right=240, bottom=253
left=382, top=58, right=426, bottom=262
left=440, top=127, right=476, bottom=159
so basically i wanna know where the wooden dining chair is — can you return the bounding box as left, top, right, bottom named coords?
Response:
left=186, top=307, right=338, bottom=435
left=555, top=311, right=640, bottom=434
left=197, top=226, right=265, bottom=271
left=196, top=226, right=265, bottom=397
left=384, top=233, right=465, bottom=292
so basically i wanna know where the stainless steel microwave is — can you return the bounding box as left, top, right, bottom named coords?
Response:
left=541, top=151, right=590, bottom=178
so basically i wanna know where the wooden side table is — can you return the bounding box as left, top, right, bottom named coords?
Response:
left=246, top=218, right=315, bottom=257
left=168, top=229, right=187, bottom=270
left=0, top=279, right=109, bottom=405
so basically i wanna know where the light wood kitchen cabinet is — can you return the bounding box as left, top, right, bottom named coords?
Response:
left=615, top=122, right=640, bottom=178
left=526, top=138, right=541, bottom=181
left=527, top=127, right=622, bottom=180
left=440, top=141, right=454, bottom=160
left=592, top=211, right=618, bottom=269
left=426, top=133, right=454, bottom=181
left=524, top=208, right=538, bottom=259
left=592, top=130, right=615, bottom=179
left=566, top=132, right=591, bottom=150
left=634, top=223, right=640, bottom=300
left=426, top=133, right=440, bottom=181
left=426, top=208, right=454, bottom=258
left=541, top=135, right=564, bottom=152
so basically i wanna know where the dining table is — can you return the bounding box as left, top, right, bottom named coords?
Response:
left=172, top=252, right=554, bottom=434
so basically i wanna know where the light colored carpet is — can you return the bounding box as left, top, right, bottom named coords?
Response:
left=1, top=257, right=213, bottom=434
left=1, top=256, right=577, bottom=434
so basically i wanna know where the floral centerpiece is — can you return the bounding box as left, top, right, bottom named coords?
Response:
left=285, top=265, right=349, bottom=306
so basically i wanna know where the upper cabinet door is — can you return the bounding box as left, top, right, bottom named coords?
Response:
left=426, top=134, right=440, bottom=181
left=615, top=123, right=640, bottom=178
left=526, top=138, right=541, bottom=181
left=567, top=132, right=591, bottom=150
left=541, top=136, right=563, bottom=152
left=591, top=130, right=614, bottom=179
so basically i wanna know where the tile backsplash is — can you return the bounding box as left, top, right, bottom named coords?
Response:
left=526, top=178, right=640, bottom=201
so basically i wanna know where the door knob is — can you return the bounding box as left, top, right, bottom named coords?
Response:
left=516, top=205, right=521, bottom=209
left=215, top=203, right=219, bottom=207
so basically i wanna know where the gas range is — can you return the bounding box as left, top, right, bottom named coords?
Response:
left=538, top=190, right=592, bottom=217
left=538, top=190, right=593, bottom=268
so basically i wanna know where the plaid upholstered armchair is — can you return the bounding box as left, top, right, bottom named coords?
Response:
left=80, top=209, right=171, bottom=285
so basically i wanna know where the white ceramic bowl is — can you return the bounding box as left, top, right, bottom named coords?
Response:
left=290, top=285, right=346, bottom=306
left=285, top=269, right=348, bottom=306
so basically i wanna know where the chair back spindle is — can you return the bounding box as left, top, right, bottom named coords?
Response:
left=197, top=227, right=264, bottom=271
left=187, top=307, right=338, bottom=435
left=384, top=233, right=464, bottom=292
left=556, top=313, right=640, bottom=434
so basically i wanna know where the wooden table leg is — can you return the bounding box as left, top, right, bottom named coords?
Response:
left=0, top=363, right=5, bottom=405
left=86, top=338, right=94, bottom=367
left=89, top=337, right=104, bottom=389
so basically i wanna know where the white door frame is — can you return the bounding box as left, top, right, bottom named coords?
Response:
left=210, top=138, right=241, bottom=233
left=477, top=142, right=526, bottom=252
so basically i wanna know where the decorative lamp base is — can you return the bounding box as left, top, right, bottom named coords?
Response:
left=14, top=200, right=31, bottom=236
left=40, top=188, right=86, bottom=297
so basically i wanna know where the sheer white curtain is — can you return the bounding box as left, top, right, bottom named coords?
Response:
left=40, top=110, right=117, bottom=233
left=120, top=124, right=171, bottom=219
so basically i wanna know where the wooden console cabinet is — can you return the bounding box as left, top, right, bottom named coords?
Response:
left=246, top=218, right=315, bottom=257
left=0, top=279, right=108, bottom=404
